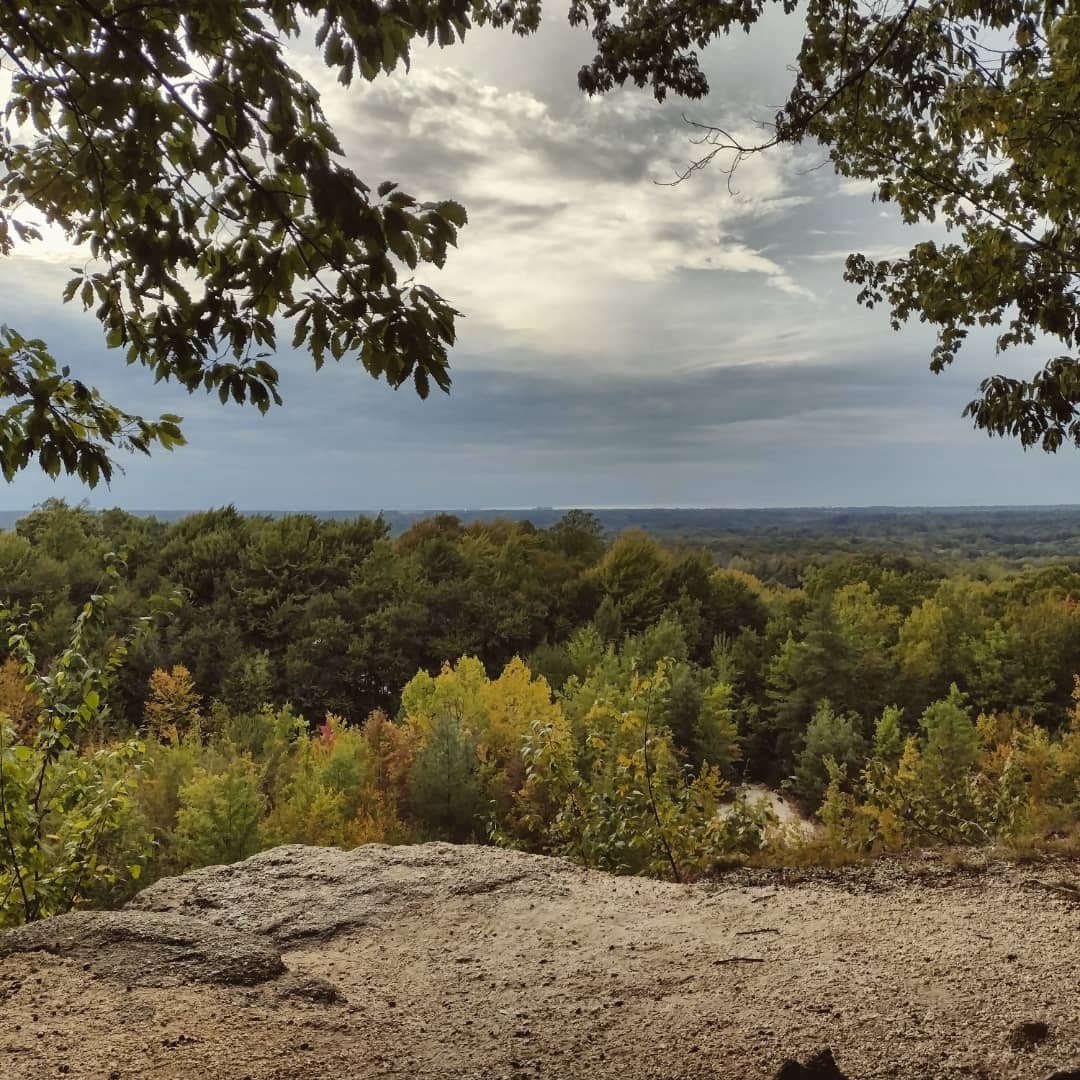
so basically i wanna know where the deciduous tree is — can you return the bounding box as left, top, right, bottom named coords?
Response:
left=572, top=0, right=1080, bottom=448
left=0, top=0, right=538, bottom=484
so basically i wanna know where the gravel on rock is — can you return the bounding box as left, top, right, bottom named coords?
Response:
left=0, top=909, right=285, bottom=986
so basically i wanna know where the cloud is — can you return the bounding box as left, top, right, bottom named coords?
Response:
left=291, top=54, right=821, bottom=362
left=264, top=348, right=979, bottom=462
left=798, top=244, right=911, bottom=264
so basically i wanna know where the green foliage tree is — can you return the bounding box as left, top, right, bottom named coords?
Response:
left=400, top=655, right=564, bottom=829
left=871, top=705, right=905, bottom=766
left=790, top=699, right=868, bottom=810
left=766, top=602, right=855, bottom=777
left=0, top=0, right=545, bottom=485
left=695, top=681, right=743, bottom=777
left=17, top=506, right=1080, bottom=882
left=220, top=651, right=275, bottom=716
left=407, top=711, right=482, bottom=841
left=591, top=531, right=669, bottom=633
left=919, top=683, right=980, bottom=788
left=823, top=686, right=1054, bottom=851
left=138, top=732, right=213, bottom=871
left=830, top=582, right=901, bottom=716
left=628, top=612, right=689, bottom=672
left=548, top=510, right=606, bottom=563
left=516, top=663, right=764, bottom=879
left=0, top=561, right=157, bottom=925
left=173, top=757, right=266, bottom=869
left=570, top=0, right=1080, bottom=448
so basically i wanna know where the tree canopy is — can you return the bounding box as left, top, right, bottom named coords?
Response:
left=10, top=503, right=1080, bottom=919
left=0, top=0, right=537, bottom=485
left=572, top=0, right=1080, bottom=450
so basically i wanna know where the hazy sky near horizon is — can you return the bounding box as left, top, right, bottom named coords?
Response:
left=2, top=15, right=1079, bottom=511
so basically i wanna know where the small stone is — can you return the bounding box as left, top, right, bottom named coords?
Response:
left=774, top=1048, right=850, bottom=1080
left=1009, top=1021, right=1051, bottom=1050
left=274, top=975, right=346, bottom=1006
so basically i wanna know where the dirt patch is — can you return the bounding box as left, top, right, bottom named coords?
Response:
left=3, top=842, right=1080, bottom=1079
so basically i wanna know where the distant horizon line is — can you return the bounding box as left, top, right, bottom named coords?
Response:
left=4, top=502, right=1080, bottom=514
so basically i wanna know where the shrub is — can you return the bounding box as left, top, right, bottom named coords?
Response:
left=173, top=757, right=266, bottom=868
left=0, top=565, right=158, bottom=926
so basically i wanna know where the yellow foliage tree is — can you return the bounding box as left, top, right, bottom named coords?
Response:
left=144, top=665, right=201, bottom=743
left=400, top=656, right=570, bottom=831
left=0, top=657, right=41, bottom=743
left=263, top=713, right=407, bottom=848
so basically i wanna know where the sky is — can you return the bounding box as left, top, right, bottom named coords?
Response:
left=2, top=13, right=1079, bottom=511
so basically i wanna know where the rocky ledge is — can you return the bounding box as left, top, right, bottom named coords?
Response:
left=2, top=843, right=1080, bottom=1079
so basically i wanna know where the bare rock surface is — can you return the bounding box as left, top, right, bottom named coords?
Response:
left=0, top=909, right=285, bottom=986
left=128, top=842, right=575, bottom=943
left=4, top=843, right=1080, bottom=1079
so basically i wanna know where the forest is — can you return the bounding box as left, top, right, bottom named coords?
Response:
left=4, top=499, right=1080, bottom=925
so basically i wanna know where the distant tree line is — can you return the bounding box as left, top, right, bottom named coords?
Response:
left=8, top=500, right=1080, bottom=779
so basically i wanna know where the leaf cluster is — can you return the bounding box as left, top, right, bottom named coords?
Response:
left=0, top=0, right=542, bottom=483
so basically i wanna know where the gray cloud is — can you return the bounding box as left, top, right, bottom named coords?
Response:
left=320, top=359, right=966, bottom=458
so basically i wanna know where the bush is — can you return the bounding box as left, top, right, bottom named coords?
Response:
left=0, top=566, right=158, bottom=926
left=508, top=663, right=766, bottom=880
left=173, top=757, right=265, bottom=868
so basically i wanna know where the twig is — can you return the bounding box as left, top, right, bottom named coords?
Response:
left=713, top=956, right=767, bottom=964
left=1022, top=877, right=1080, bottom=901
left=735, top=928, right=780, bottom=937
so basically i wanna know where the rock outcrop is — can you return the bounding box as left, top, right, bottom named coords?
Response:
left=3, top=844, right=1080, bottom=1079
left=128, top=842, right=578, bottom=945
left=0, top=909, right=285, bottom=986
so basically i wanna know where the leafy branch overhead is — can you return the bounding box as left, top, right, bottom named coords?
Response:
left=0, top=0, right=538, bottom=485
left=572, top=0, right=1080, bottom=450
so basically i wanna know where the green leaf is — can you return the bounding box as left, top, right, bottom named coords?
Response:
left=435, top=200, right=468, bottom=228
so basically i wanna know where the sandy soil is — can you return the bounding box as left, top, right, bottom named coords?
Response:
left=2, top=843, right=1080, bottom=1080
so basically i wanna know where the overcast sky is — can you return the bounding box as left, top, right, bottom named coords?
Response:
left=2, top=14, right=1079, bottom=511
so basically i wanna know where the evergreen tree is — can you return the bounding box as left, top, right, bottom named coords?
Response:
left=919, top=684, right=980, bottom=788
left=791, top=700, right=868, bottom=811
left=407, top=712, right=482, bottom=842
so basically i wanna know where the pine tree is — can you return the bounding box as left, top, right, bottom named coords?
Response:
left=791, top=700, right=868, bottom=811
left=407, top=712, right=481, bottom=842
